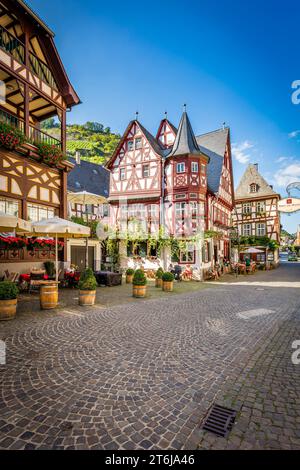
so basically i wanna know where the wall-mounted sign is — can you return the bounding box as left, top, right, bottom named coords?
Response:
left=278, top=197, right=300, bottom=213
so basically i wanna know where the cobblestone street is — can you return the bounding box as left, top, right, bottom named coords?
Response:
left=0, top=263, right=299, bottom=450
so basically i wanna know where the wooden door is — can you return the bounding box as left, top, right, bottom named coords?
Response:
left=71, top=246, right=95, bottom=271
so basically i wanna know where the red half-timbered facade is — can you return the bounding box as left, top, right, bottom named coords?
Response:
left=0, top=0, right=79, bottom=271
left=107, top=111, right=235, bottom=274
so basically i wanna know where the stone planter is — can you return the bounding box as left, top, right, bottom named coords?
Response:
left=0, top=299, right=17, bottom=321
left=79, top=290, right=96, bottom=306
left=126, top=274, right=133, bottom=284
left=132, top=285, right=147, bottom=298
left=162, top=281, right=174, bottom=292
left=155, top=278, right=163, bottom=288
left=40, top=284, right=58, bottom=310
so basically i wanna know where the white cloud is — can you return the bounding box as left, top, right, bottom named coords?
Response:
left=232, top=141, right=255, bottom=164
left=288, top=130, right=300, bottom=138
left=276, top=156, right=290, bottom=163
left=273, top=163, right=300, bottom=187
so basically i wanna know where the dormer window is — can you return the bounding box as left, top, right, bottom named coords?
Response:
left=176, top=162, right=185, bottom=174
left=250, top=183, right=258, bottom=193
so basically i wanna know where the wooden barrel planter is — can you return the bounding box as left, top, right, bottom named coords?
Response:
left=155, top=278, right=163, bottom=288
left=79, top=290, right=96, bottom=306
left=40, top=284, right=58, bottom=310
left=126, top=275, right=133, bottom=284
left=132, top=285, right=147, bottom=298
left=163, top=281, right=174, bottom=292
left=0, top=299, right=17, bottom=321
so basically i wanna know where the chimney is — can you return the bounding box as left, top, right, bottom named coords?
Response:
left=254, top=163, right=258, bottom=171
left=75, top=151, right=81, bottom=165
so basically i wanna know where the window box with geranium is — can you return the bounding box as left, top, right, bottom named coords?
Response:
left=0, top=122, right=27, bottom=151
left=35, top=142, right=67, bottom=167
left=0, top=236, right=27, bottom=250
left=28, top=238, right=64, bottom=251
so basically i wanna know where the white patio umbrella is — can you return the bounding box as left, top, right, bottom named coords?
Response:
left=68, top=191, right=107, bottom=269
left=240, top=247, right=265, bottom=254
left=29, top=216, right=90, bottom=281
left=0, top=212, right=32, bottom=233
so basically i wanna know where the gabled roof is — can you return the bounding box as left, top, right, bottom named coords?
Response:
left=106, top=120, right=164, bottom=169
left=168, top=112, right=201, bottom=157
left=68, top=158, right=109, bottom=198
left=235, top=164, right=279, bottom=200
left=196, top=128, right=229, bottom=194
left=12, top=0, right=80, bottom=107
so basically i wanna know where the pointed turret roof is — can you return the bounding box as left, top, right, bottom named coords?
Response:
left=235, top=163, right=279, bottom=200
left=167, top=112, right=201, bottom=157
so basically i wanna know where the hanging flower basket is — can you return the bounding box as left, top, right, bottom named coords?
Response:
left=34, top=142, right=67, bottom=167
left=0, top=122, right=27, bottom=150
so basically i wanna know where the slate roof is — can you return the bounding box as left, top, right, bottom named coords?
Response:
left=138, top=121, right=165, bottom=156
left=235, top=163, right=279, bottom=200
left=68, top=158, right=109, bottom=198
left=196, top=128, right=229, bottom=194
left=168, top=112, right=201, bottom=157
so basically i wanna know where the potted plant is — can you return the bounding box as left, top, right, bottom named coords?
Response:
left=78, top=268, right=97, bottom=306
left=125, top=268, right=135, bottom=284
left=162, top=272, right=175, bottom=292
left=0, top=281, right=18, bottom=321
left=132, top=269, right=147, bottom=298
left=155, top=267, right=164, bottom=288
left=44, top=261, right=56, bottom=280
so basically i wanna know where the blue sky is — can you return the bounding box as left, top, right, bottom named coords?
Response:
left=30, top=0, right=300, bottom=233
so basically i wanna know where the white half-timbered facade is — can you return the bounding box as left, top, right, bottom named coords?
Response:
left=106, top=111, right=235, bottom=276
left=232, top=163, right=281, bottom=265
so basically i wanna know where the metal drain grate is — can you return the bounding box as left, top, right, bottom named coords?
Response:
left=201, top=404, right=237, bottom=438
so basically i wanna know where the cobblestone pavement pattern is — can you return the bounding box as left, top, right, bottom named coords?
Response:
left=0, top=263, right=299, bottom=450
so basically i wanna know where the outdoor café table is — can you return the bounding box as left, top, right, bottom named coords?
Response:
left=94, top=271, right=122, bottom=287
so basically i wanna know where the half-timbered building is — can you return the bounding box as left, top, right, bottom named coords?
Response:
left=106, top=111, right=235, bottom=276
left=232, top=163, right=281, bottom=265
left=0, top=0, right=79, bottom=272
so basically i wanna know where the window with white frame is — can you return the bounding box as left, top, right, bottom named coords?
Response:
left=142, top=164, right=150, bottom=178
left=190, top=201, right=198, bottom=217
left=127, top=140, right=134, bottom=151
left=201, top=163, right=206, bottom=174
left=256, top=223, right=266, bottom=236
left=0, top=197, right=19, bottom=216
left=135, top=138, right=142, bottom=150
left=176, top=162, right=185, bottom=173
left=27, top=203, right=55, bottom=222
left=191, top=162, right=198, bottom=173
left=149, top=204, right=158, bottom=218
left=120, top=205, right=128, bottom=218
left=175, top=202, right=186, bottom=218
left=243, top=203, right=251, bottom=214
left=250, top=183, right=258, bottom=193
left=256, top=201, right=266, bottom=213
left=242, top=224, right=252, bottom=236
left=180, top=245, right=195, bottom=263
left=120, top=168, right=126, bottom=180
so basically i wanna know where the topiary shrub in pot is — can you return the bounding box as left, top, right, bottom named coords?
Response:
left=132, top=269, right=147, bottom=298
left=78, top=268, right=98, bottom=306
left=162, top=272, right=175, bottom=292
left=155, top=267, right=164, bottom=288
left=126, top=268, right=135, bottom=284
left=0, top=281, right=19, bottom=321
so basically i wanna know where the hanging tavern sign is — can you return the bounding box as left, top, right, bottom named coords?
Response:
left=278, top=197, right=300, bottom=213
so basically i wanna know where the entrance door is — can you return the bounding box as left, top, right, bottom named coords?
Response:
left=71, top=246, right=95, bottom=271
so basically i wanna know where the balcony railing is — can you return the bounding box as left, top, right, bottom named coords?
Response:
left=0, top=25, right=58, bottom=91
left=29, top=126, right=61, bottom=148
left=0, top=108, right=24, bottom=132
left=0, top=108, right=61, bottom=148
left=0, top=25, right=25, bottom=64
